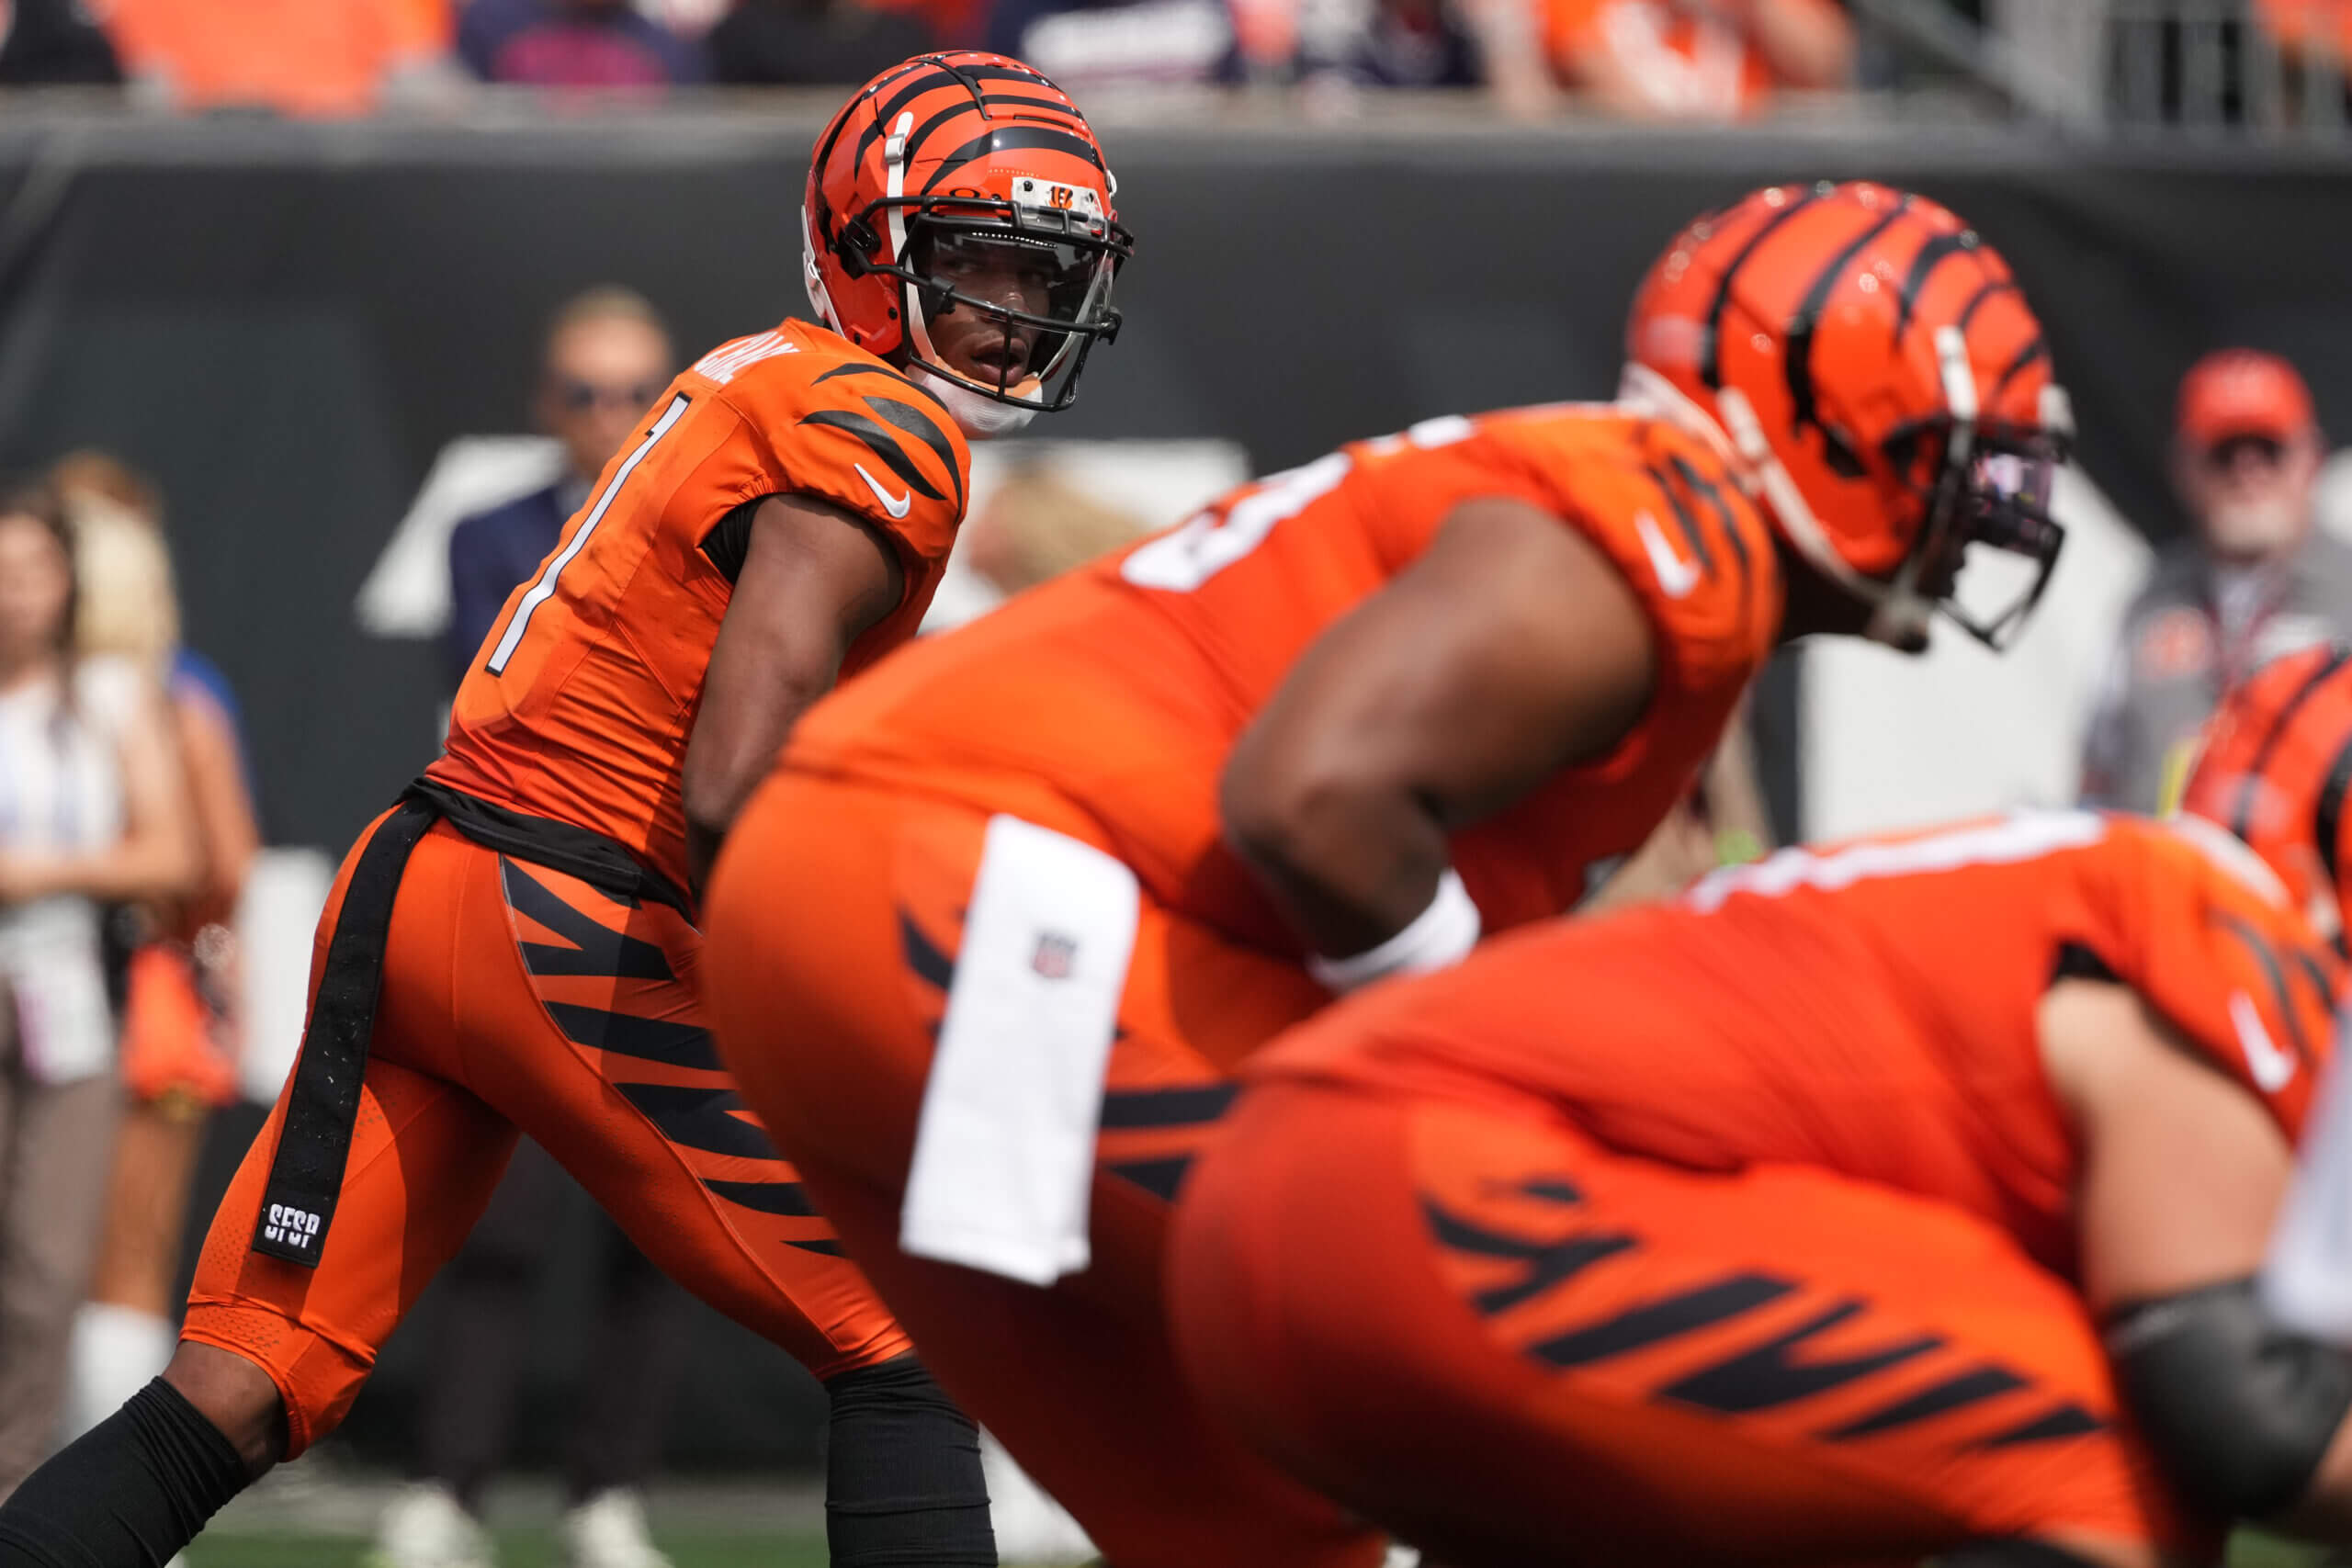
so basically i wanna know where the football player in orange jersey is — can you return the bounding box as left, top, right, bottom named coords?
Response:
left=1168, top=809, right=2352, bottom=1568
left=0, top=53, right=1128, bottom=1568
left=698, top=180, right=2073, bottom=1567
left=2177, top=640, right=2352, bottom=946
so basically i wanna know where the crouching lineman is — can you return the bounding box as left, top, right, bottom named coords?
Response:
left=0, top=52, right=1130, bottom=1568
left=1169, top=807, right=2352, bottom=1568
left=700, top=180, right=2074, bottom=1568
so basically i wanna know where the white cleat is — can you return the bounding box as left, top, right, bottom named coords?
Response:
left=362, top=1483, right=494, bottom=1568
left=560, top=1489, right=674, bottom=1568
left=980, top=1432, right=1095, bottom=1564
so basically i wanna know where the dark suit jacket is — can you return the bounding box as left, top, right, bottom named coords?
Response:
left=445, top=481, right=575, bottom=687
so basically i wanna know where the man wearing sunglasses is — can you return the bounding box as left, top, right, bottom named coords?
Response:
left=443, top=288, right=674, bottom=686
left=2082, top=348, right=2352, bottom=814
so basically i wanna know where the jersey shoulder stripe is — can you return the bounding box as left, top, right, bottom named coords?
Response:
left=801, top=405, right=950, bottom=503
left=811, top=364, right=967, bottom=511
left=1663, top=452, right=1753, bottom=585
left=695, top=329, right=800, bottom=385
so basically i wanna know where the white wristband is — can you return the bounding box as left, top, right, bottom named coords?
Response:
left=1306, top=869, right=1482, bottom=994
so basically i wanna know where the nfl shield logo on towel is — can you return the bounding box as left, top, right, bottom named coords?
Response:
left=1032, top=931, right=1078, bottom=980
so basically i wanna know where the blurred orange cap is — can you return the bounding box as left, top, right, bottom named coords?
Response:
left=2178, top=348, right=2317, bottom=447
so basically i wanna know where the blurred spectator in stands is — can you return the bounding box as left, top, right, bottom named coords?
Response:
left=444, top=288, right=673, bottom=682
left=43, top=454, right=261, bottom=1454
left=986, top=0, right=1479, bottom=90
left=961, top=464, right=1148, bottom=597
left=2256, top=0, right=2352, bottom=66
left=378, top=286, right=689, bottom=1568
left=0, top=0, right=121, bottom=86
left=458, top=0, right=706, bottom=88
left=0, top=483, right=195, bottom=1500
left=1286, top=0, right=1482, bottom=90
left=98, top=0, right=460, bottom=115
left=986, top=0, right=1238, bottom=84
left=707, top=0, right=932, bottom=85
left=2082, top=349, right=2352, bottom=813
left=1541, top=0, right=1853, bottom=118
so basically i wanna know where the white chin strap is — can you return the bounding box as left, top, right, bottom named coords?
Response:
left=801, top=202, right=842, bottom=333
left=917, top=365, right=1037, bottom=439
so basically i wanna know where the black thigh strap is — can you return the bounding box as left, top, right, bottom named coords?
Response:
left=251, top=794, right=439, bottom=1267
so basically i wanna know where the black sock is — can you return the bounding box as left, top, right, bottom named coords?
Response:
left=824, top=1354, right=996, bottom=1568
left=0, top=1379, right=249, bottom=1568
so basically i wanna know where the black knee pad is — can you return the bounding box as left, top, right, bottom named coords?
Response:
left=823, top=1354, right=996, bottom=1568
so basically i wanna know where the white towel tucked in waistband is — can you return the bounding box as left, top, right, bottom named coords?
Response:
left=900, top=815, right=1139, bottom=1287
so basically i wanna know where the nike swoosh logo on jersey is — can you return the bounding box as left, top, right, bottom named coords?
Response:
left=2230, top=990, right=2298, bottom=1093
left=854, top=462, right=912, bottom=520
left=1634, top=510, right=1699, bottom=600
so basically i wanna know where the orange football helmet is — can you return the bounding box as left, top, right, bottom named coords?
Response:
left=2181, top=641, right=2352, bottom=942
left=804, top=52, right=1130, bottom=435
left=1624, top=181, right=2073, bottom=651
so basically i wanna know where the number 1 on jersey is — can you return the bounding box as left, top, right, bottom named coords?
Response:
left=487, top=392, right=692, bottom=674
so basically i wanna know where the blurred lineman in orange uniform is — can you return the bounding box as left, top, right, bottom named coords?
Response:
left=702, top=181, right=2074, bottom=1567
left=1171, top=809, right=2352, bottom=1568
left=0, top=52, right=1129, bottom=1568
left=2180, top=640, right=2352, bottom=945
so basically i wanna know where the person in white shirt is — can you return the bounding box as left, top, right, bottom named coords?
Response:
left=0, top=484, right=196, bottom=1499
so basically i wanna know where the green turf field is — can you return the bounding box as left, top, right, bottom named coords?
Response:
left=187, top=1532, right=830, bottom=1568
left=175, top=1532, right=2340, bottom=1566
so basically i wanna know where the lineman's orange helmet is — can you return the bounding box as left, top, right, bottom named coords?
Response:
left=1624, top=182, right=2073, bottom=651
left=803, top=52, right=1130, bottom=434
left=2182, top=641, right=2352, bottom=942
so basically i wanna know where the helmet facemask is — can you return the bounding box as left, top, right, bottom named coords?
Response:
left=850, top=144, right=1128, bottom=416
left=1712, top=327, right=2072, bottom=655
left=1877, top=409, right=2071, bottom=653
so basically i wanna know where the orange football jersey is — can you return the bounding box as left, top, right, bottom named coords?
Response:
left=1259, top=810, right=2340, bottom=1277
left=431, top=319, right=970, bottom=897
left=783, top=403, right=1782, bottom=951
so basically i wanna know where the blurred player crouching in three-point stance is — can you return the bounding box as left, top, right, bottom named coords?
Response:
left=0, top=51, right=1129, bottom=1568
left=1171, top=807, right=2343, bottom=1568
left=699, top=180, right=2074, bottom=1567
left=1168, top=649, right=2352, bottom=1568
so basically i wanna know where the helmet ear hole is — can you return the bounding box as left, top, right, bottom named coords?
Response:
left=1819, top=426, right=1869, bottom=479
left=837, top=217, right=880, bottom=276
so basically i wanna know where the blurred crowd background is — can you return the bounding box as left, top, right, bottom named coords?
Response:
left=2, top=0, right=2352, bottom=1562
left=0, top=0, right=2350, bottom=127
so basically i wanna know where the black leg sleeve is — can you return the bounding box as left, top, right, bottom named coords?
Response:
left=0, top=1379, right=248, bottom=1568
left=563, top=1209, right=691, bottom=1503
left=823, top=1354, right=996, bottom=1568
left=419, top=1145, right=562, bottom=1510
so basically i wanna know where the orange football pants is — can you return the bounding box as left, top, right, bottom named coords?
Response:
left=184, top=813, right=907, bottom=1458
left=1170, top=1082, right=2212, bottom=1568
left=703, top=771, right=1384, bottom=1568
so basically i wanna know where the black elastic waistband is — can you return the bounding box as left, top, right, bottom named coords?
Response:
left=404, top=778, right=695, bottom=921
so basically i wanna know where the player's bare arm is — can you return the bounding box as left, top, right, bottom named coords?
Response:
left=2041, top=978, right=2352, bottom=1541
left=1220, top=497, right=1655, bottom=960
left=682, top=494, right=904, bottom=890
